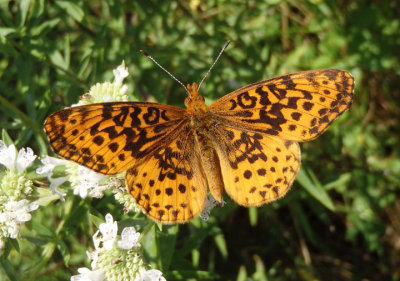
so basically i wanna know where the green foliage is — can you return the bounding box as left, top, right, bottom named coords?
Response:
left=1, top=0, right=400, bottom=280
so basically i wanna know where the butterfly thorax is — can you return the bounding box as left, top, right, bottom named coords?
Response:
left=184, top=82, right=215, bottom=141
left=184, top=82, right=208, bottom=115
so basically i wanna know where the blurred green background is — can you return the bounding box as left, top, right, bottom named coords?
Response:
left=1, top=0, right=400, bottom=280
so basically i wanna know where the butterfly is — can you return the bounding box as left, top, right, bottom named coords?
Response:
left=44, top=55, right=354, bottom=224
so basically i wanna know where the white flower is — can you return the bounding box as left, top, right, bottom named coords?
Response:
left=49, top=177, right=68, bottom=198
left=7, top=222, right=21, bottom=239
left=101, top=94, right=114, bottom=102
left=74, top=213, right=165, bottom=281
left=74, top=62, right=129, bottom=106
left=16, top=146, right=36, bottom=172
left=200, top=194, right=225, bottom=221
left=36, top=156, right=66, bottom=175
left=0, top=141, right=16, bottom=171
left=73, top=165, right=108, bottom=199
left=36, top=156, right=68, bottom=198
left=113, top=184, right=142, bottom=214
left=120, top=84, right=128, bottom=95
left=0, top=141, right=36, bottom=173
left=117, top=226, right=140, bottom=250
left=0, top=199, right=39, bottom=238
left=97, top=213, right=117, bottom=251
left=88, top=183, right=109, bottom=199
left=70, top=268, right=105, bottom=281
left=0, top=200, right=39, bottom=223
left=87, top=248, right=100, bottom=270
left=137, top=269, right=166, bottom=281
left=113, top=63, right=129, bottom=85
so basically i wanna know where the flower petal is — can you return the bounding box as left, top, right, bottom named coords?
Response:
left=117, top=226, right=140, bottom=250
left=0, top=141, right=16, bottom=171
left=99, top=213, right=117, bottom=250
left=71, top=268, right=105, bottom=281
left=113, top=63, right=129, bottom=85
left=16, top=146, right=36, bottom=172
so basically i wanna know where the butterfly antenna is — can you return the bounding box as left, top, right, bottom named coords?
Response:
left=139, top=49, right=190, bottom=95
left=197, top=40, right=230, bottom=91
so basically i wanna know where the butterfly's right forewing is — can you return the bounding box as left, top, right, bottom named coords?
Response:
left=44, top=102, right=186, bottom=175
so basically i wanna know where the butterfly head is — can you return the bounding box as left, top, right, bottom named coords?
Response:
left=185, top=82, right=207, bottom=114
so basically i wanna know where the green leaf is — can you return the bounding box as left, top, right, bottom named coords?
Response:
left=49, top=50, right=68, bottom=70
left=296, top=167, right=336, bottom=211
left=18, top=0, right=31, bottom=27
left=89, top=213, right=105, bottom=229
left=0, top=27, right=17, bottom=37
left=55, top=0, right=84, bottom=22
left=0, top=258, right=20, bottom=281
left=56, top=239, right=70, bottom=266
left=1, top=129, right=14, bottom=146
left=252, top=255, right=267, bottom=281
left=248, top=206, right=258, bottom=226
left=166, top=270, right=219, bottom=280
left=156, top=224, right=178, bottom=270
left=30, top=18, right=60, bottom=37
left=324, top=172, right=352, bottom=191
left=213, top=232, right=228, bottom=259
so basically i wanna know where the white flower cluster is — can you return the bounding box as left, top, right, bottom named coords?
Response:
left=76, top=62, right=129, bottom=106
left=0, top=140, right=36, bottom=173
left=36, top=155, right=115, bottom=200
left=71, top=213, right=166, bottom=281
left=0, top=141, right=39, bottom=251
left=36, top=156, right=68, bottom=198
left=67, top=162, right=110, bottom=199
left=0, top=200, right=38, bottom=239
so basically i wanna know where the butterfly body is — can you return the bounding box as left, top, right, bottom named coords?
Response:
left=45, top=69, right=354, bottom=223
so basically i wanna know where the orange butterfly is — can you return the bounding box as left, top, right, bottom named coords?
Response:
left=44, top=46, right=354, bottom=223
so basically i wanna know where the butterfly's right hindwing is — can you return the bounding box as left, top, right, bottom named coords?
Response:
left=126, top=124, right=208, bottom=223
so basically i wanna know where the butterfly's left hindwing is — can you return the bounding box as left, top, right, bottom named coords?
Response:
left=210, top=125, right=301, bottom=206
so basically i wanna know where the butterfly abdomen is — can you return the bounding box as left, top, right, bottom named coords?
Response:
left=193, top=123, right=225, bottom=202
